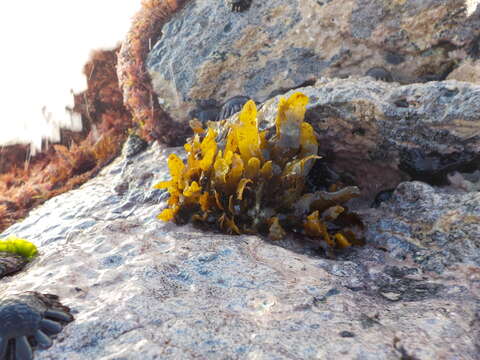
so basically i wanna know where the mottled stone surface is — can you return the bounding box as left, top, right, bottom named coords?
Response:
left=447, top=59, right=480, bottom=83
left=146, top=0, right=480, bottom=124
left=0, top=131, right=479, bottom=359
left=365, top=181, right=480, bottom=272
left=0, top=251, right=28, bottom=277
left=209, top=79, right=480, bottom=201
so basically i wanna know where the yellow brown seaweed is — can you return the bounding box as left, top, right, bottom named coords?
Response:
left=155, top=92, right=363, bottom=247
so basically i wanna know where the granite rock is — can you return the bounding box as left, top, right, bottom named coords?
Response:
left=0, top=126, right=479, bottom=359
left=146, top=0, right=480, bottom=124
left=209, top=78, right=480, bottom=202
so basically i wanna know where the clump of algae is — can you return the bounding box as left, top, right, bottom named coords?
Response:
left=0, top=236, right=38, bottom=259
left=155, top=92, right=363, bottom=247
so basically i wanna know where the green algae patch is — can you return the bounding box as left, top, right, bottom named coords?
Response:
left=155, top=92, right=364, bottom=248
left=0, top=236, right=38, bottom=260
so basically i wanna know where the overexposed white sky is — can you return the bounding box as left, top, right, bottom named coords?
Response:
left=0, top=1, right=140, bottom=151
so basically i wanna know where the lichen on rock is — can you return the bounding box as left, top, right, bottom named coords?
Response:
left=155, top=92, right=363, bottom=247
left=0, top=236, right=38, bottom=260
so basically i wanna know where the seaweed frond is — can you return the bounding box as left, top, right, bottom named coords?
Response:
left=155, top=92, right=364, bottom=247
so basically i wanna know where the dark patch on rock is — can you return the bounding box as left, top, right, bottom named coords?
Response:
left=218, top=95, right=251, bottom=120
left=0, top=252, right=28, bottom=278
left=467, top=34, right=480, bottom=59
left=313, top=288, right=341, bottom=306
left=399, top=148, right=480, bottom=185
left=371, top=189, right=395, bottom=208
left=417, top=61, right=457, bottom=83
left=365, top=67, right=393, bottom=82
left=189, top=99, right=221, bottom=124
left=306, top=158, right=357, bottom=193
left=306, top=159, right=341, bottom=192
left=124, top=134, right=148, bottom=159
left=383, top=266, right=419, bottom=279
left=438, top=86, right=459, bottom=98
left=351, top=127, right=366, bottom=136
left=315, top=0, right=333, bottom=5
left=190, top=96, right=253, bottom=123
left=385, top=52, right=405, bottom=65
left=113, top=181, right=129, bottom=196
left=359, top=313, right=381, bottom=329
left=394, top=99, right=409, bottom=108
left=71, top=156, right=97, bottom=177
left=227, top=0, right=253, bottom=12
left=100, top=255, right=125, bottom=268
left=339, top=330, right=355, bottom=338
left=266, top=79, right=317, bottom=99
left=377, top=274, right=445, bottom=302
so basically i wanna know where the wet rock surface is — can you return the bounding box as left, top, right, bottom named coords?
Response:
left=146, top=0, right=480, bottom=124
left=1, top=130, right=479, bottom=359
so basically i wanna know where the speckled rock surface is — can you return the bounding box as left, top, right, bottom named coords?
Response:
left=365, top=181, right=480, bottom=272
left=447, top=59, right=480, bottom=83
left=0, top=251, right=28, bottom=277
left=146, top=0, right=480, bottom=124
left=212, top=79, right=480, bottom=201
left=0, top=130, right=479, bottom=359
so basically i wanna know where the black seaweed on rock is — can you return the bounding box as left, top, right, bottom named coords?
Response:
left=399, top=148, right=480, bottom=185
left=365, top=67, right=393, bottom=82
left=227, top=0, right=253, bottom=12
left=0, top=292, right=74, bottom=360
